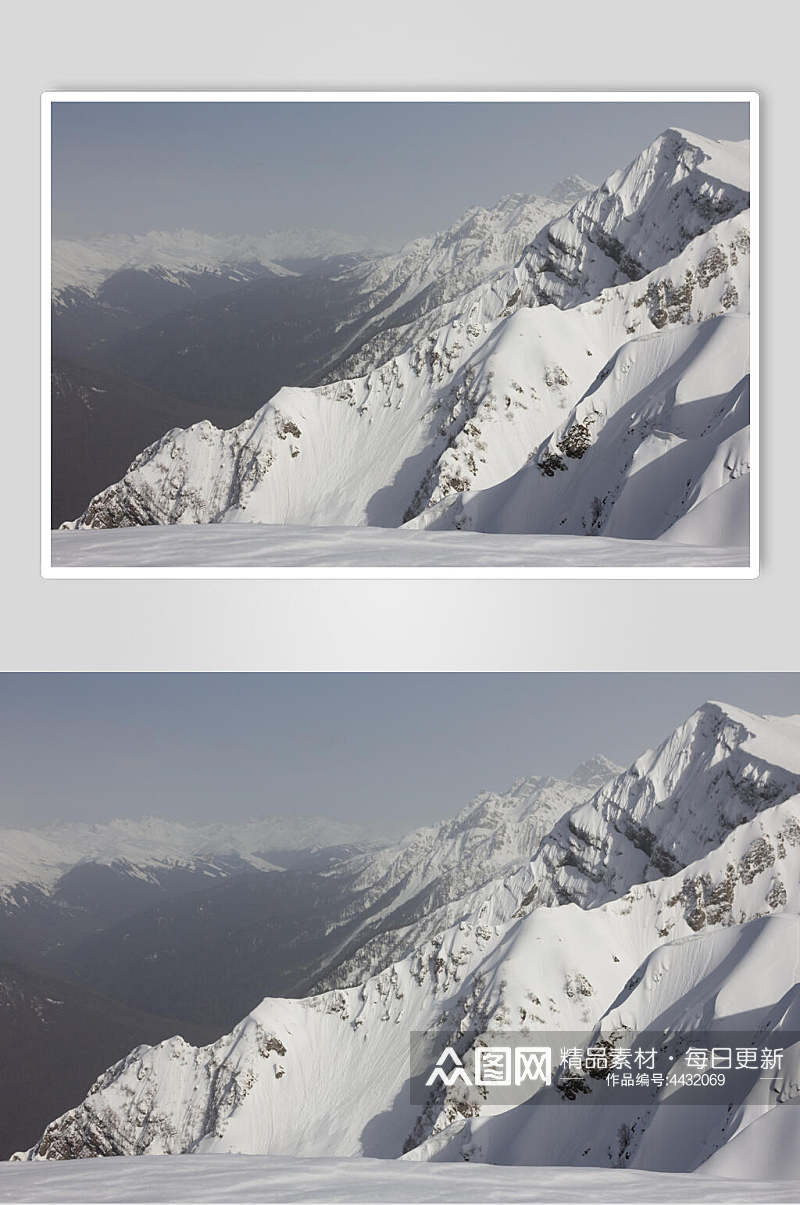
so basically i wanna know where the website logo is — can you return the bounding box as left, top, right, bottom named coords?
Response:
left=425, top=1044, right=552, bottom=1088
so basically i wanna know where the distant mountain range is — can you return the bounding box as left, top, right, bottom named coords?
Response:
left=0, top=813, right=376, bottom=902
left=51, top=227, right=382, bottom=300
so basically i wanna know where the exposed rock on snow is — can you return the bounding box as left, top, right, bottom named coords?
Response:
left=406, top=312, right=749, bottom=543
left=506, top=701, right=800, bottom=914
left=405, top=914, right=800, bottom=1172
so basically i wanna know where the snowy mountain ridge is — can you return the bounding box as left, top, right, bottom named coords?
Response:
left=14, top=702, right=800, bottom=1175
left=61, top=128, right=750, bottom=551
left=326, top=128, right=748, bottom=384
left=323, top=182, right=591, bottom=380
left=501, top=700, right=800, bottom=916
left=50, top=183, right=592, bottom=538
left=0, top=755, right=621, bottom=1052
left=309, top=756, right=621, bottom=992
left=316, top=702, right=798, bottom=990
left=51, top=179, right=588, bottom=316
left=0, top=757, right=618, bottom=911
left=548, top=173, right=597, bottom=205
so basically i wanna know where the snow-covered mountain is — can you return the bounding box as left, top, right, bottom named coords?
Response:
left=50, top=186, right=585, bottom=531
left=318, top=702, right=800, bottom=990
left=51, top=228, right=377, bottom=306
left=15, top=703, right=800, bottom=1177
left=0, top=962, right=217, bottom=1161
left=312, top=756, right=621, bottom=992
left=322, top=183, right=590, bottom=380
left=0, top=763, right=618, bottom=1032
left=62, top=129, right=750, bottom=552
left=407, top=913, right=800, bottom=1171
left=0, top=754, right=619, bottom=1150
left=330, top=128, right=746, bottom=382
left=505, top=701, right=800, bottom=914
left=406, top=312, right=749, bottom=545
left=548, top=173, right=597, bottom=206
left=0, top=759, right=616, bottom=921
left=0, top=815, right=376, bottom=906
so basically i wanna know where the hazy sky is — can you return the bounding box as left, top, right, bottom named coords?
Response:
left=51, top=100, right=750, bottom=244
left=0, top=674, right=794, bottom=834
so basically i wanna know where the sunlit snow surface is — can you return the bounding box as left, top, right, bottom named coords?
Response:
left=51, top=525, right=748, bottom=570
left=1, top=1155, right=798, bottom=1204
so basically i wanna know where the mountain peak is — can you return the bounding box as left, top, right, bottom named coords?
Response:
left=688, top=700, right=800, bottom=776
left=567, top=754, right=622, bottom=788
left=548, top=174, right=595, bottom=204
left=627, top=127, right=750, bottom=194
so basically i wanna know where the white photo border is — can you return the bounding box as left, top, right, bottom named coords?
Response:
left=41, top=90, right=759, bottom=580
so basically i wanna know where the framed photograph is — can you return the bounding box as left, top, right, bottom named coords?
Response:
left=43, top=91, right=757, bottom=578
left=5, top=672, right=799, bottom=1198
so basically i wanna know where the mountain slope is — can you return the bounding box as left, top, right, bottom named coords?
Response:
left=508, top=128, right=748, bottom=310
left=64, top=218, right=749, bottom=534
left=52, top=190, right=572, bottom=405
left=62, top=130, right=750, bottom=546
left=51, top=356, right=214, bottom=526
left=329, top=128, right=747, bottom=383
left=0, top=768, right=616, bottom=1028
left=0, top=962, right=217, bottom=1160
left=51, top=195, right=576, bottom=530
left=320, top=702, right=800, bottom=991
left=321, top=185, right=588, bottom=381
left=407, top=914, right=800, bottom=1172
left=311, top=757, right=620, bottom=992
left=496, top=702, right=800, bottom=921
left=407, top=314, right=749, bottom=543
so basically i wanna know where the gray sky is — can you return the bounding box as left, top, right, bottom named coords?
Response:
left=51, top=100, right=750, bottom=244
left=0, top=674, right=794, bottom=834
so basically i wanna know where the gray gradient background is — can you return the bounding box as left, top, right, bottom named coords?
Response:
left=2, top=674, right=797, bottom=830
left=52, top=101, right=748, bottom=243
left=0, top=0, right=794, bottom=672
